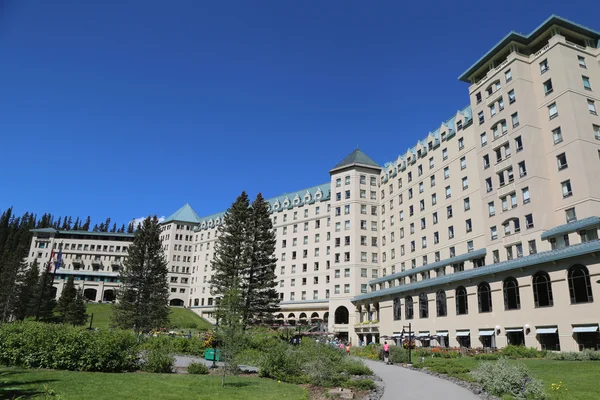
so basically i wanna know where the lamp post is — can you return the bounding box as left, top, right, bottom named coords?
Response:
left=402, top=323, right=412, bottom=366
left=212, top=316, right=219, bottom=369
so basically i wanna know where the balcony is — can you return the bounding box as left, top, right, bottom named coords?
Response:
left=92, top=259, right=103, bottom=266
left=498, top=182, right=516, bottom=198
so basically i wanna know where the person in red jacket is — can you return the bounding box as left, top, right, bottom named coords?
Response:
left=383, top=341, right=390, bottom=364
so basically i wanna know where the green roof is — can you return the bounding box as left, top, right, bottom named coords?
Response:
left=331, top=149, right=380, bottom=172
left=540, top=216, right=600, bottom=240
left=459, top=15, right=600, bottom=83
left=163, top=203, right=201, bottom=224
left=353, top=239, right=600, bottom=303
left=30, top=228, right=134, bottom=238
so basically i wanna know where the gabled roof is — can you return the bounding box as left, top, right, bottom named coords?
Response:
left=459, top=15, right=600, bottom=82
left=540, top=216, right=600, bottom=240
left=30, top=228, right=134, bottom=238
left=162, top=203, right=201, bottom=224
left=330, top=149, right=380, bottom=173
left=353, top=239, right=600, bottom=302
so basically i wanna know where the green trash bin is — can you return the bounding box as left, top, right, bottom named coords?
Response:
left=204, top=349, right=221, bottom=362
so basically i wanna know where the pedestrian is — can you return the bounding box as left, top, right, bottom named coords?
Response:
left=383, top=341, right=390, bottom=364
left=345, top=343, right=350, bottom=356
left=293, top=338, right=297, bottom=346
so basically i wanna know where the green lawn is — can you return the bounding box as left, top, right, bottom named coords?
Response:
left=411, top=357, right=600, bottom=399
left=86, top=304, right=212, bottom=331
left=0, top=367, right=307, bottom=400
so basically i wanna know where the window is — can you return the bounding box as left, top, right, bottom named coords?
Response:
left=455, top=287, right=468, bottom=315
left=442, top=148, right=448, bottom=160
left=529, top=240, right=537, bottom=255
left=433, top=212, right=438, bottom=224
left=503, top=277, right=521, bottom=310
left=405, top=296, right=414, bottom=320
left=525, top=214, right=534, bottom=229
left=578, top=55, right=587, bottom=68
left=588, top=100, right=597, bottom=115
left=419, top=293, right=429, bottom=318
left=490, top=226, right=498, bottom=240
left=466, top=219, right=472, bottom=232
left=511, top=112, right=520, bottom=128
left=475, top=92, right=482, bottom=104
left=445, top=186, right=451, bottom=198
left=360, top=175, right=366, bottom=184
left=583, top=76, right=592, bottom=91
left=540, top=59, right=549, bottom=74
left=533, top=271, right=554, bottom=307
left=515, top=136, right=523, bottom=152
left=483, top=155, right=490, bottom=169
left=566, top=207, right=577, bottom=223
left=481, top=132, right=487, bottom=146
left=478, top=282, right=492, bottom=313
left=429, top=157, right=434, bottom=169
left=436, top=290, right=447, bottom=317
left=478, top=111, right=485, bottom=124
left=568, top=264, right=593, bottom=304
left=594, top=125, right=600, bottom=140
left=561, top=180, right=572, bottom=197
left=543, top=79, right=553, bottom=95
left=448, top=226, right=454, bottom=239
left=518, top=161, right=527, bottom=177
left=498, top=97, right=504, bottom=111
left=458, top=138, right=464, bottom=150
left=556, top=153, right=568, bottom=170
left=488, top=202, right=495, bottom=216
left=464, top=197, right=470, bottom=211
left=552, top=127, right=563, bottom=144
left=508, top=89, right=515, bottom=104
left=444, top=166, right=450, bottom=179
left=462, top=177, right=469, bottom=190
left=460, top=156, right=467, bottom=169
left=505, top=69, right=512, bottom=82
left=548, top=103, right=558, bottom=119
left=522, top=187, right=530, bottom=204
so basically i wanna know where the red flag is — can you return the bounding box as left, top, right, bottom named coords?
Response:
left=48, top=249, right=55, bottom=272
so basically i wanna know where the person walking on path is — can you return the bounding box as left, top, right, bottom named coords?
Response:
left=383, top=341, right=390, bottom=364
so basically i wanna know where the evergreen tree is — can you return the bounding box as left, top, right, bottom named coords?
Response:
left=119, top=223, right=126, bottom=233
left=31, top=269, right=57, bottom=322
left=13, top=259, right=40, bottom=320
left=111, top=223, right=117, bottom=233
left=56, top=217, right=63, bottom=230
left=215, top=287, right=245, bottom=387
left=112, top=216, right=169, bottom=332
left=57, top=275, right=77, bottom=321
left=127, top=222, right=134, bottom=233
left=73, top=217, right=80, bottom=231
left=241, top=193, right=280, bottom=326
left=92, top=224, right=99, bottom=232
left=210, top=192, right=252, bottom=297
left=66, top=216, right=73, bottom=230
left=104, top=218, right=111, bottom=232
left=82, top=216, right=91, bottom=231
left=66, top=288, right=88, bottom=325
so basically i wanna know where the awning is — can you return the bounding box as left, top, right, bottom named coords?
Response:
left=417, top=331, right=430, bottom=337
left=572, top=325, right=599, bottom=333
left=505, top=328, right=523, bottom=333
left=456, top=330, right=470, bottom=337
left=536, top=327, right=558, bottom=334
left=436, top=331, right=449, bottom=337
left=479, top=329, right=495, bottom=336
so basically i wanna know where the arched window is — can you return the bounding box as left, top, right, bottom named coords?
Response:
left=503, top=277, right=521, bottom=310
left=334, top=306, right=349, bottom=324
left=393, top=297, right=402, bottom=321
left=419, top=293, right=429, bottom=318
left=568, top=264, right=593, bottom=304
left=455, top=286, right=468, bottom=315
left=533, top=271, right=554, bottom=307
left=405, top=296, right=414, bottom=320
left=478, top=282, right=492, bottom=313
left=436, top=290, right=447, bottom=317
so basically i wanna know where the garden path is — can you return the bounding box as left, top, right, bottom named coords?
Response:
left=362, top=359, right=479, bottom=400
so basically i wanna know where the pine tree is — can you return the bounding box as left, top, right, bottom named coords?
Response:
left=92, top=224, right=99, bottom=232
left=66, top=288, right=88, bottom=325
left=56, top=217, right=63, bottom=230
left=57, top=275, right=77, bottom=321
left=111, top=223, right=117, bottom=233
left=112, top=216, right=170, bottom=332
left=13, top=259, right=40, bottom=320
left=215, top=287, right=245, bottom=387
left=104, top=218, right=111, bottom=232
left=82, top=216, right=91, bottom=231
left=73, top=217, right=80, bottom=231
left=119, top=223, right=126, bottom=233
left=127, top=222, right=134, bottom=233
left=66, top=216, right=73, bottom=230
left=31, top=269, right=57, bottom=322
left=210, top=192, right=252, bottom=297
left=241, top=193, right=280, bottom=326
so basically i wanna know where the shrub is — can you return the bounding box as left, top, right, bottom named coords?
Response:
left=0, top=321, right=138, bottom=372
left=350, top=345, right=379, bottom=360
left=187, top=361, right=209, bottom=375
left=343, top=378, right=376, bottom=391
left=258, top=342, right=304, bottom=383
left=340, top=359, right=372, bottom=376
left=141, top=347, right=175, bottom=373
left=388, top=346, right=409, bottom=364
left=471, top=357, right=546, bottom=399
left=500, top=345, right=546, bottom=359
left=545, top=350, right=600, bottom=361
left=235, top=348, right=262, bottom=366
left=473, top=353, right=500, bottom=361
left=141, top=335, right=206, bottom=357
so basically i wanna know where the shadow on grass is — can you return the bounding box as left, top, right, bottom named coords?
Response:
left=1, top=371, right=58, bottom=400
left=223, top=381, right=252, bottom=388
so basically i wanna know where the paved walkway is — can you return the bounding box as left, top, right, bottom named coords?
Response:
left=362, top=359, right=479, bottom=400
left=173, top=354, right=258, bottom=373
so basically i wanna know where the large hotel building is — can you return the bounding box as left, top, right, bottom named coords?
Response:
left=28, top=16, right=600, bottom=352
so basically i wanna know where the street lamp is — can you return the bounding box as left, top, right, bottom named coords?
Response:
left=402, top=323, right=412, bottom=366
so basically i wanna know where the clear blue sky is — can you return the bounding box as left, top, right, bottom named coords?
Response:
left=1, top=0, right=597, bottom=226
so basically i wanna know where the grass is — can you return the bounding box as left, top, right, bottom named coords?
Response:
left=410, top=357, right=600, bottom=399
left=0, top=367, right=307, bottom=400
left=85, top=304, right=212, bottom=331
